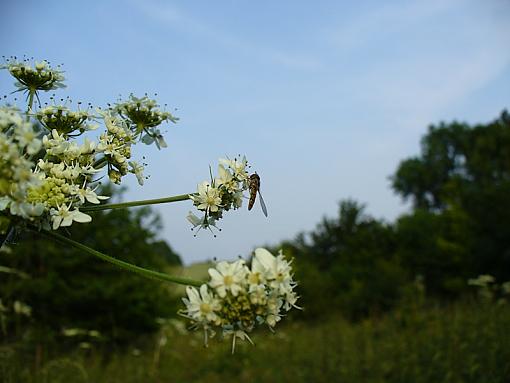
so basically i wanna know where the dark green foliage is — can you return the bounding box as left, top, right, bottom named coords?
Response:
left=283, top=111, right=510, bottom=318
left=392, top=110, right=510, bottom=284
left=284, top=200, right=406, bottom=319
left=395, top=207, right=474, bottom=296
left=0, top=188, right=182, bottom=345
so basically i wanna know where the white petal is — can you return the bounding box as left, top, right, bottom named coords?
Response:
left=61, top=216, right=74, bottom=227
left=186, top=286, right=200, bottom=305
left=230, top=284, right=242, bottom=297
left=187, top=212, right=202, bottom=226
left=215, top=261, right=230, bottom=275
left=254, top=248, right=275, bottom=271
left=199, top=284, right=210, bottom=300
left=208, top=268, right=223, bottom=287
left=216, top=286, right=227, bottom=298
left=52, top=216, right=62, bottom=230
left=72, top=210, right=92, bottom=223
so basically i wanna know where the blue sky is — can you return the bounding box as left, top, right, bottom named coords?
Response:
left=1, top=0, right=509, bottom=263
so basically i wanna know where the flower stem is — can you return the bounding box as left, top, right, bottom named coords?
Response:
left=33, top=228, right=203, bottom=287
left=0, top=223, right=13, bottom=249
left=92, top=156, right=108, bottom=169
left=27, top=88, right=35, bottom=120
left=80, top=194, right=192, bottom=212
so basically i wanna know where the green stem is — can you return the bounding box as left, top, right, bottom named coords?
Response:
left=34, top=228, right=203, bottom=287
left=27, top=88, right=35, bottom=121
left=92, top=156, right=108, bottom=169
left=0, top=223, right=13, bottom=250
left=81, top=193, right=192, bottom=212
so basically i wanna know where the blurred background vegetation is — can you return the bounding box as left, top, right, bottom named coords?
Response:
left=1, top=112, right=510, bottom=381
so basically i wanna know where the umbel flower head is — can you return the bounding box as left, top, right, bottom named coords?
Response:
left=0, top=58, right=177, bottom=231
left=114, top=94, right=178, bottom=149
left=188, top=155, right=250, bottom=235
left=36, top=104, right=97, bottom=136
left=0, top=107, right=44, bottom=220
left=1, top=56, right=65, bottom=93
left=181, top=248, right=300, bottom=353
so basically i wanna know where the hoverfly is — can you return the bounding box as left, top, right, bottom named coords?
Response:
left=248, top=173, right=268, bottom=217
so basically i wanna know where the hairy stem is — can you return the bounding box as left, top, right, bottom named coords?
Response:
left=80, top=193, right=192, bottom=212
left=33, top=228, right=203, bottom=287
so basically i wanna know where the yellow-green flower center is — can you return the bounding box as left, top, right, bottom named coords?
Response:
left=223, top=275, right=234, bottom=286
left=248, top=272, right=260, bottom=285
left=206, top=195, right=217, bottom=205
left=200, top=303, right=212, bottom=314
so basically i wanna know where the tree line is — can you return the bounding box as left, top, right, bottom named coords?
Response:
left=279, top=110, right=510, bottom=319
left=1, top=111, right=509, bottom=344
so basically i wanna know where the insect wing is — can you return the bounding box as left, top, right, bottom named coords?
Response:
left=258, top=191, right=268, bottom=217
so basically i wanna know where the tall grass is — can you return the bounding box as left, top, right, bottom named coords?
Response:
left=2, top=299, right=509, bottom=383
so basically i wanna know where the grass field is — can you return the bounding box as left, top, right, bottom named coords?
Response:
left=165, top=261, right=213, bottom=296
left=2, top=299, right=509, bottom=383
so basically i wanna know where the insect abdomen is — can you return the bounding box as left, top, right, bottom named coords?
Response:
left=248, top=173, right=260, bottom=211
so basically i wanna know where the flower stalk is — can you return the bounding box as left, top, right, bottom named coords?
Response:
left=92, top=156, right=108, bottom=169
left=80, top=193, right=192, bottom=212
left=0, top=223, right=13, bottom=248
left=33, top=228, right=203, bottom=287
left=27, top=88, right=35, bottom=118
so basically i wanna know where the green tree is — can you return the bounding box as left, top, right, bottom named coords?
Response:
left=395, top=207, right=473, bottom=296
left=284, top=200, right=405, bottom=319
left=0, top=187, right=182, bottom=345
left=392, top=111, right=510, bottom=283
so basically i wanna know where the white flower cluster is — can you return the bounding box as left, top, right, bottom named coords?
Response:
left=188, top=156, right=250, bottom=234
left=114, top=94, right=178, bottom=150
left=98, top=111, right=139, bottom=185
left=181, top=248, right=300, bottom=352
left=34, top=127, right=108, bottom=229
left=468, top=274, right=495, bottom=287
left=0, top=108, right=44, bottom=219
left=0, top=106, right=167, bottom=230
left=2, top=58, right=260, bottom=238
left=0, top=59, right=179, bottom=233
left=468, top=274, right=510, bottom=303
left=36, top=105, right=98, bottom=136
left=1, top=57, right=65, bottom=93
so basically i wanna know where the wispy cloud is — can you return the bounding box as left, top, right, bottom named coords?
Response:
left=132, top=0, right=321, bottom=70
left=322, top=0, right=510, bottom=127
left=332, top=0, right=461, bottom=47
